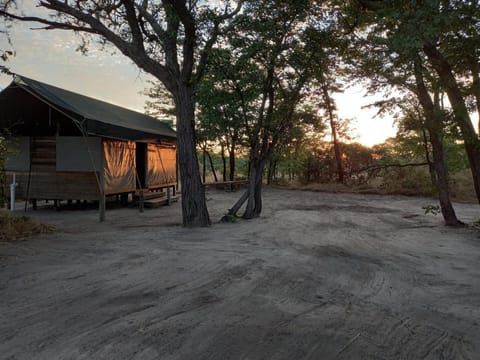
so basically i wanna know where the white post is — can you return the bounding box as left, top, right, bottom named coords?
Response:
left=10, top=173, right=16, bottom=211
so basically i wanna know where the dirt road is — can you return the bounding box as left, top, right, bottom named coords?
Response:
left=1, top=188, right=479, bottom=359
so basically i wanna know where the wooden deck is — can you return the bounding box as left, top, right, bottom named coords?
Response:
left=134, top=184, right=179, bottom=209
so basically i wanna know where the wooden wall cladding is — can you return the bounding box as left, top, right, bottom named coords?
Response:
left=5, top=171, right=100, bottom=201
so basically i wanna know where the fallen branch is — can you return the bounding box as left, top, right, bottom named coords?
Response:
left=358, top=162, right=429, bottom=173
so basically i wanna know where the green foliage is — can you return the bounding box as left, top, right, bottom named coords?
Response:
left=196, top=150, right=249, bottom=180
left=141, top=80, right=176, bottom=122
left=220, top=213, right=239, bottom=223
left=275, top=138, right=374, bottom=184
left=422, top=205, right=441, bottom=216
left=194, top=0, right=339, bottom=203
left=443, top=138, right=470, bottom=172
left=380, top=166, right=435, bottom=196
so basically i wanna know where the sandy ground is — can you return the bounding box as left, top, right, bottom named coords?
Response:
left=1, top=187, right=480, bottom=360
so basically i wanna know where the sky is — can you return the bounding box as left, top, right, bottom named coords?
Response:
left=0, top=10, right=398, bottom=147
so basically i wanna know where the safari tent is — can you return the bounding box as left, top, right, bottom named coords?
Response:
left=0, top=75, right=177, bottom=219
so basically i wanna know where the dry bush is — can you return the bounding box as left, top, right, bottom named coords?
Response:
left=377, top=167, right=434, bottom=197
left=279, top=181, right=380, bottom=194
left=0, top=211, right=54, bottom=241
left=449, top=170, right=476, bottom=203
left=280, top=167, right=478, bottom=204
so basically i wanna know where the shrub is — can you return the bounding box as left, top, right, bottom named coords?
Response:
left=0, top=211, right=54, bottom=241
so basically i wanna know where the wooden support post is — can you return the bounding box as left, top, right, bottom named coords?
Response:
left=99, top=194, right=106, bottom=222
left=99, top=147, right=106, bottom=222
left=121, top=193, right=128, bottom=206
left=167, top=186, right=172, bottom=206
left=139, top=191, right=144, bottom=213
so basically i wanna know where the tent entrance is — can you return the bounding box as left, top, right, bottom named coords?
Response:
left=136, top=142, right=147, bottom=189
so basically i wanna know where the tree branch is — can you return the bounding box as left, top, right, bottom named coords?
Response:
left=0, top=10, right=99, bottom=34
left=195, top=2, right=243, bottom=83
left=359, top=162, right=429, bottom=173
left=121, top=0, right=145, bottom=50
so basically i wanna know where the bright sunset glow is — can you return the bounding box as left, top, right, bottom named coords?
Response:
left=334, top=87, right=397, bottom=147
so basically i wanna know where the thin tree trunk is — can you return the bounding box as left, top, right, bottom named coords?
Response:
left=229, top=146, right=236, bottom=181
left=423, top=43, right=480, bottom=205
left=202, top=146, right=206, bottom=183
left=253, top=162, right=264, bottom=216
left=267, top=159, right=274, bottom=185
left=267, top=159, right=277, bottom=184
left=206, top=150, right=218, bottom=182
left=414, top=58, right=461, bottom=226
left=228, top=189, right=249, bottom=216
left=244, top=159, right=257, bottom=218
left=221, top=144, right=227, bottom=182
left=471, top=62, right=480, bottom=133
left=421, top=128, right=437, bottom=189
left=175, top=85, right=210, bottom=227
left=322, top=84, right=344, bottom=184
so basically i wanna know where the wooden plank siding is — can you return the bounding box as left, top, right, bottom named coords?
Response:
left=5, top=171, right=101, bottom=201
left=31, top=137, right=56, bottom=171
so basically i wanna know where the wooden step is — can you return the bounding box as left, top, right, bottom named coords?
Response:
left=144, top=195, right=179, bottom=208
left=134, top=191, right=166, bottom=201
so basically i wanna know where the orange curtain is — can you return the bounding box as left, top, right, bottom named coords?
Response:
left=103, top=140, right=136, bottom=194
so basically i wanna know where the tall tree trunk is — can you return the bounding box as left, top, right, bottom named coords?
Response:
left=267, top=159, right=274, bottom=185
left=202, top=146, right=206, bottom=183
left=175, top=85, right=210, bottom=227
left=421, top=128, right=437, bottom=189
left=243, top=157, right=265, bottom=219
left=267, top=159, right=277, bottom=184
left=228, top=146, right=236, bottom=181
left=221, top=143, right=227, bottom=182
left=228, top=157, right=265, bottom=219
left=322, top=85, right=344, bottom=184
left=206, top=150, right=218, bottom=182
left=471, top=62, right=480, bottom=133
left=423, top=43, right=480, bottom=204
left=414, top=58, right=461, bottom=226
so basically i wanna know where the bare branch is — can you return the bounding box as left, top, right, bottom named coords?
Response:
left=0, top=10, right=99, bottom=34
left=195, top=2, right=243, bottom=82
left=135, top=2, right=169, bottom=43
left=121, top=0, right=145, bottom=50
left=164, top=0, right=195, bottom=80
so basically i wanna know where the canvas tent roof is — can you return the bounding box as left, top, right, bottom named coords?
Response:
left=9, top=75, right=176, bottom=141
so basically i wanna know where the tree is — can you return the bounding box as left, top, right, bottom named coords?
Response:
left=195, top=49, right=249, bottom=182
left=413, top=55, right=461, bottom=225
left=318, top=83, right=345, bottom=183
left=1, top=0, right=243, bottom=227
left=338, top=0, right=466, bottom=225
left=354, top=0, right=480, bottom=206
left=211, top=0, right=333, bottom=219
left=0, top=26, right=13, bottom=76
left=0, top=26, right=13, bottom=207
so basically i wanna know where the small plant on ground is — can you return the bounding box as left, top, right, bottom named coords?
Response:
left=422, top=205, right=441, bottom=216
left=221, top=213, right=239, bottom=223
